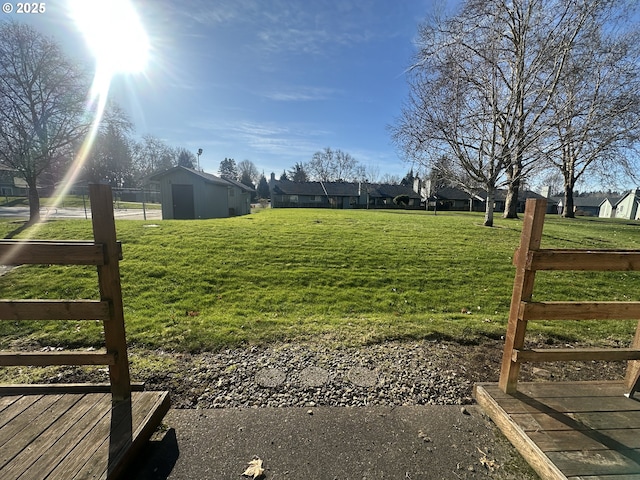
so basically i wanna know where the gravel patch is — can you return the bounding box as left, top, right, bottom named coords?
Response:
left=12, top=338, right=626, bottom=410
left=143, top=341, right=481, bottom=409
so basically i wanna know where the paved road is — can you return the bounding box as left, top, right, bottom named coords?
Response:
left=0, top=206, right=162, bottom=220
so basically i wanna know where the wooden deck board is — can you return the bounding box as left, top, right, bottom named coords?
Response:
left=475, top=381, right=640, bottom=480
left=0, top=391, right=169, bottom=480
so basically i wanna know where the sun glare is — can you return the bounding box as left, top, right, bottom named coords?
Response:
left=69, top=0, right=150, bottom=75
left=44, top=0, right=151, bottom=215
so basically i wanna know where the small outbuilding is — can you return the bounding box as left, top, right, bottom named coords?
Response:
left=148, top=166, right=254, bottom=219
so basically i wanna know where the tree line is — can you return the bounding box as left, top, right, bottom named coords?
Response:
left=392, top=0, right=640, bottom=225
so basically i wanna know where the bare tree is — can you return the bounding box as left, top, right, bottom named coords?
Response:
left=393, top=0, right=640, bottom=223
left=392, top=5, right=510, bottom=226
left=83, top=104, right=135, bottom=187
left=132, top=134, right=175, bottom=181
left=307, top=147, right=335, bottom=182
left=307, top=147, right=361, bottom=182
left=0, top=22, right=89, bottom=223
left=237, top=159, right=259, bottom=184
left=176, top=148, right=197, bottom=169
left=542, top=2, right=640, bottom=217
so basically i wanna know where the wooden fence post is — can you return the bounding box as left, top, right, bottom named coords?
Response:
left=89, top=184, right=131, bottom=403
left=498, top=198, right=547, bottom=393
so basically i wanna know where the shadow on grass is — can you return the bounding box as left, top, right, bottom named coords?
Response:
left=4, top=221, right=31, bottom=239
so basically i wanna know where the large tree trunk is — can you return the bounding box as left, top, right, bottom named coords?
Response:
left=27, top=181, right=40, bottom=224
left=484, top=188, right=495, bottom=227
left=503, top=164, right=521, bottom=219
left=562, top=182, right=575, bottom=218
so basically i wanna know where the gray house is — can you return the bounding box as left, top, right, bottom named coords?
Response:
left=268, top=176, right=421, bottom=209
left=148, top=166, right=253, bottom=219
left=0, top=164, right=28, bottom=197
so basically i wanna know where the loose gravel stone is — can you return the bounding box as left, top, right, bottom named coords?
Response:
left=347, top=367, right=378, bottom=387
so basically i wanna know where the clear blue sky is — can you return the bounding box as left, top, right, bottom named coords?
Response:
left=6, top=0, right=460, bottom=180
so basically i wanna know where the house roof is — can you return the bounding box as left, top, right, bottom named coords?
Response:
left=618, top=188, right=640, bottom=203
left=599, top=196, right=623, bottom=207
left=269, top=179, right=420, bottom=199
left=432, top=187, right=482, bottom=201
left=148, top=166, right=254, bottom=192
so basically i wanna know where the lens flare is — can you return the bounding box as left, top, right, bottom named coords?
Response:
left=56, top=0, right=149, bottom=204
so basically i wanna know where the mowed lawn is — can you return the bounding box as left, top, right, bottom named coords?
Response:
left=1, top=208, right=640, bottom=352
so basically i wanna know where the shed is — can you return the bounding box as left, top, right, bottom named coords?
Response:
left=148, top=166, right=254, bottom=219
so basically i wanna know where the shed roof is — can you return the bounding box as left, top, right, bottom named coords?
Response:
left=148, top=166, right=254, bottom=192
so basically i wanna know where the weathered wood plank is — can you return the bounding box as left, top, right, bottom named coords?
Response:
left=529, top=428, right=640, bottom=452
left=0, top=395, right=41, bottom=430
left=520, top=301, right=640, bottom=321
left=91, top=184, right=131, bottom=403
left=527, top=250, right=640, bottom=271
left=4, top=393, right=111, bottom=480
left=547, top=449, right=640, bottom=477
left=494, top=395, right=640, bottom=415
left=0, top=396, right=21, bottom=415
left=0, top=382, right=145, bottom=395
left=0, top=300, right=110, bottom=321
left=45, top=395, right=126, bottom=480
left=0, top=352, right=116, bottom=366
left=106, top=392, right=170, bottom=479
left=513, top=348, right=640, bottom=363
left=0, top=394, right=62, bottom=449
left=567, top=473, right=640, bottom=480
left=477, top=381, right=626, bottom=400
left=78, top=391, right=170, bottom=480
left=0, top=241, right=105, bottom=265
left=0, top=394, right=83, bottom=471
left=567, top=475, right=640, bottom=480
left=511, top=410, right=640, bottom=432
left=474, top=384, right=566, bottom=480
left=499, top=198, right=548, bottom=394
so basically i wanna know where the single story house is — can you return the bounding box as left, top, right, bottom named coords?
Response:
left=429, top=187, right=485, bottom=211
left=426, top=187, right=544, bottom=212
left=487, top=189, right=546, bottom=213
left=612, top=189, right=640, bottom=220
left=598, top=196, right=622, bottom=219
left=553, top=195, right=607, bottom=216
left=148, top=166, right=254, bottom=219
left=0, top=164, right=28, bottom=197
left=268, top=176, right=421, bottom=209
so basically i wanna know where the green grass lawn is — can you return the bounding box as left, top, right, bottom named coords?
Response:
left=1, top=208, right=640, bottom=352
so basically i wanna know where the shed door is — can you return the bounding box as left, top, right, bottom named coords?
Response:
left=172, top=184, right=195, bottom=219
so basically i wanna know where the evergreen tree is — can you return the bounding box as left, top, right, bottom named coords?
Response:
left=257, top=175, right=270, bottom=199
left=219, top=158, right=238, bottom=179
left=288, top=162, right=309, bottom=182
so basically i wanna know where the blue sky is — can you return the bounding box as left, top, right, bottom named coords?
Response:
left=6, top=0, right=459, bottom=180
